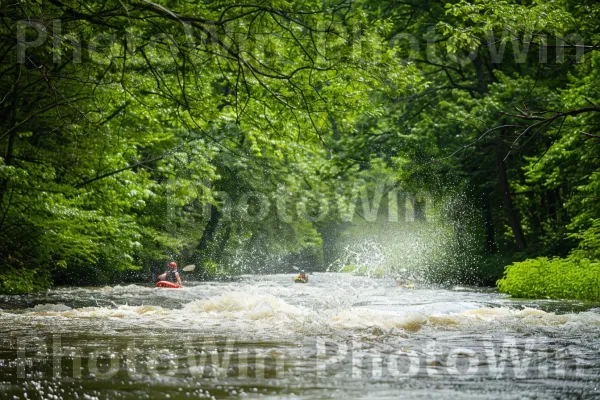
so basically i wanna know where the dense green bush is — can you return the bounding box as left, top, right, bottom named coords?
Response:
left=0, top=267, right=52, bottom=295
left=497, top=257, right=600, bottom=301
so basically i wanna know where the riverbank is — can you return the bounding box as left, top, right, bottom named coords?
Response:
left=497, top=256, right=600, bottom=302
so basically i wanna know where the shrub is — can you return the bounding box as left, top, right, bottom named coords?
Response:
left=0, top=267, right=52, bottom=295
left=497, top=256, right=600, bottom=301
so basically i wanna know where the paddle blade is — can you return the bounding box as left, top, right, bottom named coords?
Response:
left=182, top=264, right=196, bottom=272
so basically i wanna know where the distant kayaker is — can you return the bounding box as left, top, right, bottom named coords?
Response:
left=296, top=270, right=308, bottom=282
left=157, top=261, right=183, bottom=288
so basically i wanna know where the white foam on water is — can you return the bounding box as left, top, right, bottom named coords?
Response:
left=32, top=303, right=72, bottom=312
left=423, top=306, right=600, bottom=334
left=182, top=291, right=306, bottom=322
left=103, top=284, right=155, bottom=294
left=327, top=307, right=428, bottom=332
left=8, top=274, right=600, bottom=338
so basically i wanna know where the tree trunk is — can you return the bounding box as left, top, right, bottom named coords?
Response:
left=0, top=64, right=19, bottom=214
left=397, top=191, right=406, bottom=223
left=414, top=196, right=426, bottom=222
left=546, top=189, right=561, bottom=224
left=215, top=223, right=232, bottom=256
left=496, top=148, right=527, bottom=250
left=473, top=52, right=488, bottom=96
left=484, top=198, right=496, bottom=254
left=196, top=204, right=221, bottom=251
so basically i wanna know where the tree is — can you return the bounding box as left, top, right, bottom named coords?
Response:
left=0, top=0, right=399, bottom=290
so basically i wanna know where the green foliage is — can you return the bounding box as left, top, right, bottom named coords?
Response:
left=0, top=267, right=52, bottom=295
left=497, top=256, right=600, bottom=301
left=571, top=219, right=600, bottom=260
left=202, top=261, right=224, bottom=277
left=0, top=0, right=402, bottom=289
left=1, top=0, right=599, bottom=293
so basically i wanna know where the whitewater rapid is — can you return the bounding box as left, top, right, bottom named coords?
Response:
left=1, top=273, right=599, bottom=399
left=3, top=274, right=599, bottom=337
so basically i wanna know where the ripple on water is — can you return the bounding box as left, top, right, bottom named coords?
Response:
left=0, top=274, right=599, bottom=399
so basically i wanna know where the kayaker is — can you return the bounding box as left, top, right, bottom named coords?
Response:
left=157, top=261, right=183, bottom=288
left=296, top=270, right=308, bottom=282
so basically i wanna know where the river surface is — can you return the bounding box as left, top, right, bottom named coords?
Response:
left=1, top=273, right=599, bottom=399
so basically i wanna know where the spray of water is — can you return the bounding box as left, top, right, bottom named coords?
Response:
left=326, top=193, right=482, bottom=285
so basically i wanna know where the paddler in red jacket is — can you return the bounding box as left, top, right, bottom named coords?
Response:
left=157, top=261, right=183, bottom=288
left=296, top=270, right=308, bottom=282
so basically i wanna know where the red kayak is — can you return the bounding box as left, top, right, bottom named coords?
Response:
left=156, top=281, right=180, bottom=288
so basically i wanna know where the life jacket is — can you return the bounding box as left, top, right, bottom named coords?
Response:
left=165, top=270, right=178, bottom=283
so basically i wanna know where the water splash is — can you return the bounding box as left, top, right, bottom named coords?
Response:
left=325, top=193, right=483, bottom=284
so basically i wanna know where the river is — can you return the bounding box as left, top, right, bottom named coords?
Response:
left=1, top=273, right=599, bottom=399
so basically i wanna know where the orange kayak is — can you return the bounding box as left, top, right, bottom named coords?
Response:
left=156, top=281, right=180, bottom=288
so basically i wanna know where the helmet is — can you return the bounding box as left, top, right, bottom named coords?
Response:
left=169, top=262, right=177, bottom=269
left=301, top=270, right=305, bottom=273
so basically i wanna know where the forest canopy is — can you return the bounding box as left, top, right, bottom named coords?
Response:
left=1, top=0, right=599, bottom=297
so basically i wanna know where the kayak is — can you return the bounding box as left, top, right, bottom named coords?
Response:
left=156, top=281, right=180, bottom=288
left=294, top=276, right=308, bottom=283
